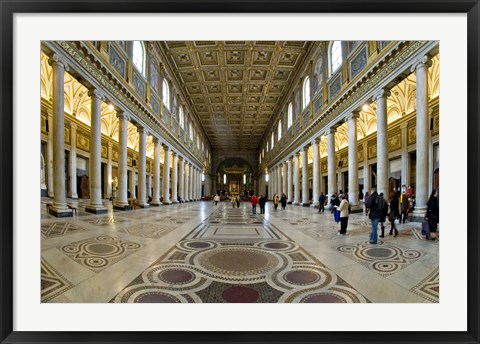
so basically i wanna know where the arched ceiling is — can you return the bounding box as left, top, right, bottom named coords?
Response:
left=157, top=41, right=312, bottom=150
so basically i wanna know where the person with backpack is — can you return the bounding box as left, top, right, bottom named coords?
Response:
left=318, top=192, right=326, bottom=213
left=365, top=187, right=382, bottom=244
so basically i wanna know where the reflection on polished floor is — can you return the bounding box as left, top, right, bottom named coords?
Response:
left=41, top=199, right=439, bottom=303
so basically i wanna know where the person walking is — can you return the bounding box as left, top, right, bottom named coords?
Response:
left=236, top=195, right=240, bottom=208
left=280, top=193, right=287, bottom=210
left=388, top=192, right=400, bottom=237
left=364, top=191, right=370, bottom=216
left=378, top=192, right=388, bottom=238
left=259, top=195, right=266, bottom=214
left=251, top=195, right=258, bottom=215
left=336, top=194, right=350, bottom=236
left=425, top=188, right=439, bottom=239
left=273, top=194, right=279, bottom=210
left=366, top=187, right=383, bottom=244
left=400, top=189, right=410, bottom=223
left=318, top=192, right=326, bottom=213
left=213, top=194, right=220, bottom=205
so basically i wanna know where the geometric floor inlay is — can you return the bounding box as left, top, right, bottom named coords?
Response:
left=84, top=216, right=129, bottom=226
left=41, top=222, right=88, bottom=238
left=60, top=236, right=143, bottom=273
left=336, top=241, right=424, bottom=277
left=411, top=267, right=439, bottom=303
left=120, top=223, right=175, bottom=239
left=41, top=259, right=73, bottom=302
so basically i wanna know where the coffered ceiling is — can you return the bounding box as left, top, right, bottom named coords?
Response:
left=157, top=41, right=312, bottom=151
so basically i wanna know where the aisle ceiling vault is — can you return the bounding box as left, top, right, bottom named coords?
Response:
left=157, top=41, right=312, bottom=151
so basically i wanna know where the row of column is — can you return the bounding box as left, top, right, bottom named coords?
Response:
left=267, top=55, right=432, bottom=214
left=46, top=53, right=203, bottom=217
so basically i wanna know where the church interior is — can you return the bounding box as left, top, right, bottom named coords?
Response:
left=40, top=40, right=439, bottom=303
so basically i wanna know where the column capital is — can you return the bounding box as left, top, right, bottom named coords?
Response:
left=70, top=122, right=78, bottom=130
left=346, top=111, right=360, bottom=122
left=152, top=136, right=160, bottom=144
left=400, top=122, right=409, bottom=130
left=171, top=151, right=177, bottom=157
left=303, top=143, right=310, bottom=151
left=327, top=127, right=337, bottom=135
left=295, top=152, right=301, bottom=158
left=107, top=141, right=113, bottom=148
left=116, top=111, right=131, bottom=122
left=372, top=88, right=391, bottom=102
left=88, top=88, right=105, bottom=101
left=410, top=55, right=432, bottom=73
left=162, top=143, right=170, bottom=150
left=48, top=53, right=69, bottom=72
left=178, top=155, right=184, bottom=162
left=312, top=137, right=321, bottom=146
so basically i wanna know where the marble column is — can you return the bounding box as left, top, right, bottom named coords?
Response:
left=400, top=122, right=409, bottom=188
left=172, top=152, right=178, bottom=203
left=185, top=162, right=190, bottom=201
left=162, top=144, right=171, bottom=204
left=114, top=112, right=129, bottom=209
left=47, top=110, right=54, bottom=197
left=412, top=56, right=432, bottom=216
left=287, top=158, right=293, bottom=203
left=327, top=128, right=337, bottom=203
left=85, top=89, right=107, bottom=214
left=105, top=142, right=113, bottom=199
left=189, top=164, right=194, bottom=201
left=293, top=153, right=300, bottom=205
left=301, top=145, right=309, bottom=205
left=194, top=168, right=198, bottom=201
left=47, top=54, right=72, bottom=217
left=275, top=165, right=281, bottom=197
left=151, top=138, right=161, bottom=206
left=348, top=112, right=360, bottom=205
left=373, top=88, right=390, bottom=197
left=179, top=156, right=185, bottom=201
left=363, top=141, right=370, bottom=194
left=282, top=161, right=288, bottom=196
left=129, top=164, right=136, bottom=199
left=137, top=127, right=149, bottom=208
left=312, top=138, right=320, bottom=207
left=68, top=123, right=78, bottom=199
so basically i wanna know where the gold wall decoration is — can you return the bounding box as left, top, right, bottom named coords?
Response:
left=321, top=158, right=328, bottom=173
left=101, top=145, right=108, bottom=158
left=367, top=141, right=377, bottom=159
left=433, top=114, right=439, bottom=135
left=77, top=133, right=89, bottom=151
left=112, top=150, right=119, bottom=162
left=41, top=116, right=47, bottom=134
left=388, top=133, right=402, bottom=152
left=408, top=126, right=416, bottom=145
left=358, top=146, right=364, bottom=161
left=127, top=156, right=133, bottom=167
left=64, top=128, right=70, bottom=144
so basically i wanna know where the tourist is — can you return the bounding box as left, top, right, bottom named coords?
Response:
left=400, top=189, right=410, bottom=223
left=336, top=194, right=350, bottom=236
left=364, top=191, right=370, bottom=216
left=213, top=194, right=220, bottom=205
left=425, top=188, right=439, bottom=239
left=280, top=193, right=287, bottom=210
left=378, top=192, right=388, bottom=238
left=318, top=192, right=326, bottom=213
left=365, top=187, right=382, bottom=244
left=251, top=195, right=258, bottom=214
left=273, top=193, right=279, bottom=210
left=236, top=195, right=240, bottom=208
left=259, top=195, right=266, bottom=214
left=388, top=192, right=400, bottom=237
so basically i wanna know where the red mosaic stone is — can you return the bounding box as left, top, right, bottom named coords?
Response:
left=302, top=293, right=345, bottom=303
left=285, top=270, right=320, bottom=285
left=135, top=292, right=178, bottom=303
left=222, top=286, right=259, bottom=303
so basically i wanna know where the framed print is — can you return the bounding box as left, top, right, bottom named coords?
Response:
left=1, top=1, right=479, bottom=343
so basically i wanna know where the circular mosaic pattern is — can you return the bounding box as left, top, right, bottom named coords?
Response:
left=85, top=257, right=108, bottom=269
left=402, top=250, right=422, bottom=259
left=198, top=248, right=278, bottom=276
left=337, top=245, right=356, bottom=253
left=301, top=292, right=346, bottom=303
left=372, top=261, right=399, bottom=274
left=159, top=269, right=195, bottom=284
left=363, top=247, right=396, bottom=259
left=84, top=243, right=119, bottom=255
left=222, top=286, right=259, bottom=303
left=134, top=292, right=179, bottom=303
left=186, top=241, right=211, bottom=249
left=284, top=270, right=321, bottom=285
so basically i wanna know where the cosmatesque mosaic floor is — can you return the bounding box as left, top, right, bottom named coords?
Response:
left=41, top=198, right=439, bottom=303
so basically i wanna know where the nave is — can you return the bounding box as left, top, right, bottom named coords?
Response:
left=41, top=199, right=439, bottom=303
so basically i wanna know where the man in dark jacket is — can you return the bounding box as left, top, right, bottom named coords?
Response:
left=365, top=187, right=382, bottom=244
left=259, top=195, right=266, bottom=214
left=318, top=193, right=326, bottom=213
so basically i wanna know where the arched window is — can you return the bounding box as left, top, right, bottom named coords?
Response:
left=271, top=132, right=275, bottom=149
left=330, top=41, right=342, bottom=75
left=189, top=123, right=193, bottom=141
left=179, top=106, right=184, bottom=129
left=162, top=79, right=170, bottom=109
left=302, top=76, right=310, bottom=109
left=287, top=103, right=293, bottom=128
left=132, top=41, right=145, bottom=76
left=267, top=142, right=269, bottom=152
left=278, top=120, right=282, bottom=140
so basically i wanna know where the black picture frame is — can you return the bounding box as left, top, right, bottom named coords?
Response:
left=1, top=1, right=479, bottom=343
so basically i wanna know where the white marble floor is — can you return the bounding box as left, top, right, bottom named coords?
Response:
left=41, top=198, right=439, bottom=303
